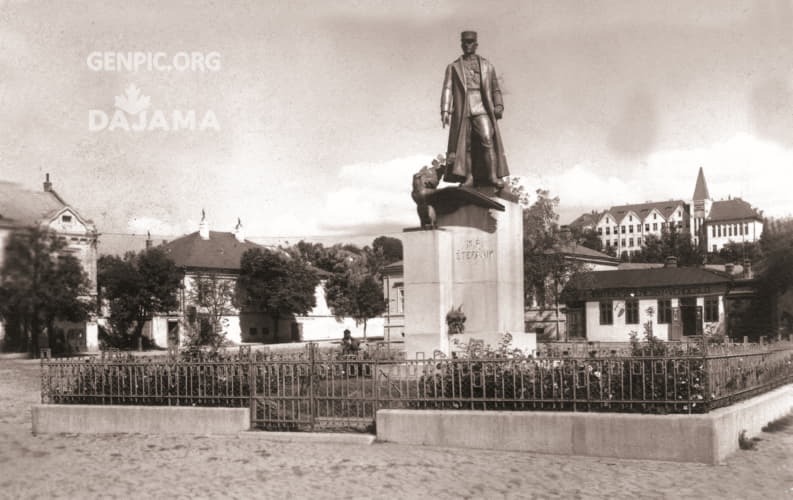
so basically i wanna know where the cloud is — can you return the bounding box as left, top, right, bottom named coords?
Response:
left=126, top=216, right=183, bottom=236
left=316, top=154, right=433, bottom=233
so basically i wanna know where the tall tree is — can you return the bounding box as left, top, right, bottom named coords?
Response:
left=235, top=248, right=319, bottom=338
left=98, top=248, right=182, bottom=350
left=372, top=236, right=403, bottom=264
left=184, top=273, right=235, bottom=351
left=0, top=228, right=92, bottom=356
left=523, top=189, right=592, bottom=339
left=324, top=250, right=386, bottom=338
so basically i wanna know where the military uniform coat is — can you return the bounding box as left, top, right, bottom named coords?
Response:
left=440, top=55, right=509, bottom=183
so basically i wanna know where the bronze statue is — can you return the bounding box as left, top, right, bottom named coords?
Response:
left=411, top=155, right=446, bottom=229
left=441, top=31, right=509, bottom=189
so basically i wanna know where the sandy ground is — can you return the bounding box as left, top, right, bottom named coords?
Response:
left=1, top=358, right=792, bottom=499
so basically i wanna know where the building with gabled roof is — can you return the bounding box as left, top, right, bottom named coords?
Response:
left=145, top=213, right=382, bottom=348
left=575, top=168, right=763, bottom=256
left=0, top=175, right=99, bottom=352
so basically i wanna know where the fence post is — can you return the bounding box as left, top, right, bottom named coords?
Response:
left=701, top=335, right=710, bottom=413
left=40, top=348, right=52, bottom=403
left=248, top=349, right=255, bottom=430
left=308, top=342, right=316, bottom=432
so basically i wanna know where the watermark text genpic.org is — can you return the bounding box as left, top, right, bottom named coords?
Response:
left=87, top=52, right=221, bottom=72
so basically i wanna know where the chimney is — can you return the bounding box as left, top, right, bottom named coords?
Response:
left=145, top=230, right=153, bottom=249
left=742, top=259, right=753, bottom=279
left=199, top=209, right=210, bottom=240
left=233, top=218, right=245, bottom=243
left=725, top=262, right=735, bottom=275
left=43, top=173, right=52, bottom=192
left=664, top=256, right=678, bottom=268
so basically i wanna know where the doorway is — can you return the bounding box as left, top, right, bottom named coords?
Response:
left=167, top=320, right=180, bottom=348
left=679, top=297, right=702, bottom=337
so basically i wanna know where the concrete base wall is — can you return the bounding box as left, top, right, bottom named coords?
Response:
left=377, top=384, right=793, bottom=464
left=32, top=405, right=249, bottom=435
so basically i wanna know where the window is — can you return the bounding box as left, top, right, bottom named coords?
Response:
left=396, top=287, right=405, bottom=313
left=606, top=227, right=610, bottom=235
left=712, top=226, right=716, bottom=237
left=599, top=301, right=613, bottom=325
left=621, top=226, right=626, bottom=234
left=645, top=224, right=649, bottom=231
left=249, top=327, right=258, bottom=337
left=653, top=223, right=658, bottom=230
left=629, top=225, right=634, bottom=233
left=629, top=215, right=633, bottom=222
left=704, top=297, right=719, bottom=322
left=718, top=225, right=722, bottom=237
left=598, top=227, right=603, bottom=235
left=626, top=300, right=639, bottom=324
left=629, top=237, right=634, bottom=246
left=637, top=237, right=642, bottom=245
left=614, top=226, right=618, bottom=234
left=744, top=223, right=749, bottom=234
left=657, top=299, right=672, bottom=324
left=653, top=213, right=657, bottom=220
left=713, top=245, right=717, bottom=252
left=728, top=225, right=732, bottom=237
left=621, top=238, right=626, bottom=246
left=61, top=215, right=72, bottom=223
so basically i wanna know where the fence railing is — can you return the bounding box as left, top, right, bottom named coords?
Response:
left=40, top=340, right=793, bottom=431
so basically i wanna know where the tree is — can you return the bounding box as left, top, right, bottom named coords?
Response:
left=184, top=273, right=235, bottom=351
left=0, top=228, right=92, bottom=356
left=324, top=252, right=386, bottom=338
left=98, top=248, right=182, bottom=350
left=569, top=226, right=603, bottom=252
left=372, top=236, right=403, bottom=264
left=630, top=225, right=702, bottom=266
left=235, top=248, right=319, bottom=338
left=523, top=190, right=591, bottom=339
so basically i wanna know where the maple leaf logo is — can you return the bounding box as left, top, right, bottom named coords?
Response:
left=114, top=84, right=151, bottom=115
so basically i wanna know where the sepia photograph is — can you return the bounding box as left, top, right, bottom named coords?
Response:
left=1, top=1, right=793, bottom=498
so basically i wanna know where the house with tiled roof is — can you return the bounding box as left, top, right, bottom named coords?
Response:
left=146, top=213, right=382, bottom=348
left=562, top=257, right=732, bottom=341
left=0, top=175, right=99, bottom=351
left=577, top=167, right=763, bottom=256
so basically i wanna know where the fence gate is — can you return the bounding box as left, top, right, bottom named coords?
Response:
left=249, top=346, right=379, bottom=432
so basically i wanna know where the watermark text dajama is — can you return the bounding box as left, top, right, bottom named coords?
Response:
left=87, top=51, right=221, bottom=72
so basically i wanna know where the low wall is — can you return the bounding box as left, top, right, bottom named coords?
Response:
left=377, top=384, right=793, bottom=464
left=32, top=405, right=249, bottom=435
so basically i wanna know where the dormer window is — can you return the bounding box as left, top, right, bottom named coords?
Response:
left=62, top=215, right=72, bottom=223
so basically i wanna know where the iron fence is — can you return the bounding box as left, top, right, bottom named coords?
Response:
left=40, top=340, right=793, bottom=432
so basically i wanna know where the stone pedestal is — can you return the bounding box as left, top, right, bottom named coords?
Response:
left=403, top=190, right=535, bottom=358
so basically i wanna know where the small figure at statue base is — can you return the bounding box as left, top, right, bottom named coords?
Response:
left=411, top=155, right=447, bottom=229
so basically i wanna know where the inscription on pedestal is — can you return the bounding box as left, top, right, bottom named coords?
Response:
left=455, top=238, right=495, bottom=261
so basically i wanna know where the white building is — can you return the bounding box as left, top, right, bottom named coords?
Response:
left=146, top=214, right=382, bottom=348
left=577, top=168, right=763, bottom=256
left=563, top=259, right=731, bottom=341
left=0, top=175, right=99, bottom=351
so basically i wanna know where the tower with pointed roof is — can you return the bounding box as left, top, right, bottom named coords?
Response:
left=690, top=166, right=712, bottom=249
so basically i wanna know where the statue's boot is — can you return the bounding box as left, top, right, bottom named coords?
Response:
left=485, top=150, right=504, bottom=189
left=460, top=151, right=474, bottom=187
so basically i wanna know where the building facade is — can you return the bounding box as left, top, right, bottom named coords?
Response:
left=381, top=260, right=405, bottom=344
left=563, top=261, right=731, bottom=342
left=146, top=215, right=382, bottom=348
left=575, top=168, right=763, bottom=256
left=0, top=175, right=99, bottom=351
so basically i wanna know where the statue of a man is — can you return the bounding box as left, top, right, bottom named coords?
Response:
left=441, top=31, right=509, bottom=189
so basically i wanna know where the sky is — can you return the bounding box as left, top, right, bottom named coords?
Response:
left=2, top=0, right=793, bottom=248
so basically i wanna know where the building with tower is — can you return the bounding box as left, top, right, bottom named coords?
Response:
left=572, top=168, right=763, bottom=257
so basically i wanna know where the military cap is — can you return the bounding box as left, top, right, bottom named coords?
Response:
left=460, top=31, right=477, bottom=41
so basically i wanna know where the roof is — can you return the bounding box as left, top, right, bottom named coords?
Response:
left=605, top=200, right=689, bottom=224
left=693, top=167, right=710, bottom=200
left=707, top=198, right=761, bottom=222
left=0, top=181, right=70, bottom=227
left=566, top=267, right=732, bottom=295
left=161, top=231, right=267, bottom=271
left=552, top=243, right=619, bottom=265
left=382, top=260, right=404, bottom=275
left=568, top=212, right=602, bottom=230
